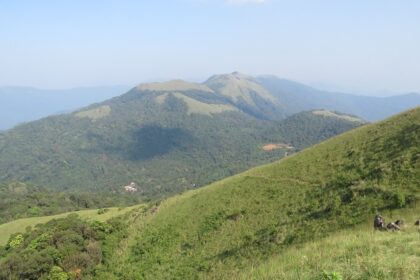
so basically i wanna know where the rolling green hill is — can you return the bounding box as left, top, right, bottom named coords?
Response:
left=0, top=108, right=418, bottom=279
left=204, top=72, right=286, bottom=120
left=1, top=73, right=417, bottom=200
left=0, top=77, right=364, bottom=198
left=205, top=72, right=420, bottom=122
left=102, top=107, right=418, bottom=279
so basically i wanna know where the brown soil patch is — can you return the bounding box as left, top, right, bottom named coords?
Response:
left=262, top=143, right=294, bottom=151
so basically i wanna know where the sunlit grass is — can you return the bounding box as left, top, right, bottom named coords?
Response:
left=239, top=208, right=420, bottom=280
left=0, top=204, right=142, bottom=246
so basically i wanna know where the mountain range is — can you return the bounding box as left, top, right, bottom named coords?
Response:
left=0, top=73, right=371, bottom=198
left=256, top=75, right=420, bottom=121
left=1, top=73, right=419, bottom=131
left=1, top=106, right=418, bottom=280
left=0, top=72, right=419, bottom=198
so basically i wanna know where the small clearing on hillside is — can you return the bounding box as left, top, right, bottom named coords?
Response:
left=75, top=105, right=111, bottom=120
left=262, top=143, right=294, bottom=151
left=156, top=92, right=237, bottom=116
left=312, top=109, right=364, bottom=123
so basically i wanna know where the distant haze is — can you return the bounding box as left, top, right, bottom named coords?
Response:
left=0, top=0, right=419, bottom=94
left=0, top=86, right=131, bottom=131
left=1, top=72, right=418, bottom=131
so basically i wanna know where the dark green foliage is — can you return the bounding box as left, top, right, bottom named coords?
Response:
left=96, top=208, right=109, bottom=215
left=0, top=214, right=127, bottom=280
left=128, top=125, right=193, bottom=161
left=0, top=108, right=417, bottom=279
left=321, top=271, right=343, bottom=280
left=265, top=110, right=364, bottom=149
left=116, top=108, right=418, bottom=279
left=0, top=182, right=141, bottom=224
left=0, top=86, right=362, bottom=199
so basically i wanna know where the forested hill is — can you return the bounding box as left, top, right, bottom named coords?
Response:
left=105, top=107, right=419, bottom=279
left=0, top=108, right=417, bottom=280
left=0, top=77, right=364, bottom=198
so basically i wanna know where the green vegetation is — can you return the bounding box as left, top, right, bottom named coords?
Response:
left=75, top=105, right=112, bottom=121
left=238, top=208, right=420, bottom=280
left=171, top=92, right=238, bottom=115
left=0, top=182, right=142, bottom=224
left=312, top=109, right=364, bottom=123
left=0, top=79, right=362, bottom=199
left=204, top=73, right=284, bottom=120
left=0, top=107, right=418, bottom=279
left=107, top=107, right=418, bottom=279
left=0, top=205, right=141, bottom=246
left=264, top=110, right=365, bottom=150
left=0, top=214, right=130, bottom=280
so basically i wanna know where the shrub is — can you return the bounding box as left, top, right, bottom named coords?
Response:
left=393, top=192, right=406, bottom=208
left=47, top=266, right=69, bottom=280
left=8, top=234, right=24, bottom=249
left=321, top=271, right=343, bottom=280
left=97, top=208, right=109, bottom=215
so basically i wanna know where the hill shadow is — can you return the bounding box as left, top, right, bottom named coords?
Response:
left=127, top=125, right=194, bottom=161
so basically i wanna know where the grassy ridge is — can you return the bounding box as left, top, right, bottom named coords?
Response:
left=0, top=205, right=141, bottom=246
left=113, top=107, right=419, bottom=279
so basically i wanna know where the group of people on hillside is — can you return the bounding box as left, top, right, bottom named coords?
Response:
left=374, top=215, right=420, bottom=231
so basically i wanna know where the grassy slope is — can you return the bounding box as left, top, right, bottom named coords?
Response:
left=238, top=207, right=420, bottom=280
left=0, top=205, right=141, bottom=246
left=114, top=107, right=419, bottom=279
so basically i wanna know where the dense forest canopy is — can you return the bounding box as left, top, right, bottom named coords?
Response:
left=0, top=79, right=365, bottom=199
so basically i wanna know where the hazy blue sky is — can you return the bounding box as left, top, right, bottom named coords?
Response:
left=1, top=0, right=419, bottom=95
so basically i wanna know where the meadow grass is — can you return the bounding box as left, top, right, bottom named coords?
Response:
left=0, top=204, right=142, bottom=246
left=1, top=108, right=417, bottom=279
left=113, top=108, right=419, bottom=279
left=238, top=208, right=420, bottom=280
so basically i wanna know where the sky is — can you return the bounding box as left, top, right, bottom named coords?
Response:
left=0, top=0, right=419, bottom=95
